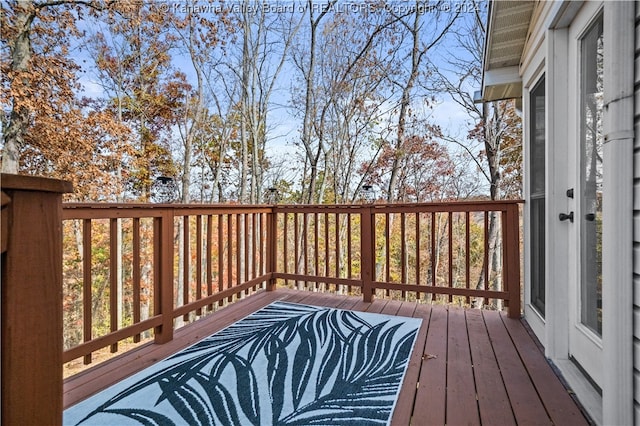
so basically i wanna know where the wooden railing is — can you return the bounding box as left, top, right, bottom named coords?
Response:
left=61, top=204, right=275, bottom=365
left=60, top=199, right=521, bottom=370
left=1, top=175, right=522, bottom=425
left=272, top=201, right=521, bottom=312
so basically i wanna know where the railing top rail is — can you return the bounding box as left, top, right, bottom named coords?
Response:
left=63, top=202, right=273, bottom=210
left=61, top=199, right=524, bottom=220
left=62, top=203, right=273, bottom=220
left=274, top=199, right=524, bottom=213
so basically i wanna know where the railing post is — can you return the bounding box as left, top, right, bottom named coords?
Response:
left=361, top=205, right=374, bottom=302
left=503, top=204, right=521, bottom=318
left=266, top=207, right=277, bottom=291
left=154, top=209, right=174, bottom=344
left=1, top=174, right=72, bottom=426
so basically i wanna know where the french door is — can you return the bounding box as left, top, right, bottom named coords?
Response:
left=566, top=6, right=603, bottom=389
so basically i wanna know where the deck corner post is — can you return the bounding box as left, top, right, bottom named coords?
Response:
left=266, top=207, right=277, bottom=291
left=504, top=204, right=521, bottom=319
left=1, top=174, right=72, bottom=426
left=154, top=210, right=175, bottom=344
left=361, top=205, right=374, bottom=303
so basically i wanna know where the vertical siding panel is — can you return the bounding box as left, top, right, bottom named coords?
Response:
left=633, top=0, right=640, bottom=412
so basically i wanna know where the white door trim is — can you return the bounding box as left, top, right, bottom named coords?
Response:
left=545, top=24, right=570, bottom=362
left=522, top=46, right=546, bottom=343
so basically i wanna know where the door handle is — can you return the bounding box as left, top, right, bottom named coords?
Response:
left=585, top=213, right=596, bottom=221
left=559, top=212, right=574, bottom=223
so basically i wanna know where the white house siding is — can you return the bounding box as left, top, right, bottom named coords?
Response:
left=633, top=1, right=640, bottom=422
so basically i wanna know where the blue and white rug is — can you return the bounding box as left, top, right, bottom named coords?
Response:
left=64, top=301, right=421, bottom=425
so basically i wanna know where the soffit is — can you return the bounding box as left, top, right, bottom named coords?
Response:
left=482, top=0, right=536, bottom=101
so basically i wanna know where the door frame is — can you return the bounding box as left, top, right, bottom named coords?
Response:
left=522, top=50, right=546, bottom=343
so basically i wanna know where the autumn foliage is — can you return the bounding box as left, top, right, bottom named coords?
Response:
left=2, top=1, right=521, bottom=204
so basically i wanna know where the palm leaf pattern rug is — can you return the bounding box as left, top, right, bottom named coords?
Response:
left=64, top=301, right=422, bottom=425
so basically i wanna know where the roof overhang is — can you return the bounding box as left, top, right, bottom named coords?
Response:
left=480, top=1, right=535, bottom=102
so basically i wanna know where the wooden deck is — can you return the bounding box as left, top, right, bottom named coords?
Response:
left=64, top=289, right=590, bottom=425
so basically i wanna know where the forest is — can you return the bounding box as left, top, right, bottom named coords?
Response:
left=1, top=0, right=523, bottom=371
left=2, top=0, right=522, bottom=204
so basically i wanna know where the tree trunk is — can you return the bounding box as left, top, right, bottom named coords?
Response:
left=473, top=102, right=504, bottom=308
left=388, top=8, right=421, bottom=202
left=2, top=1, right=36, bottom=173
left=239, top=6, right=251, bottom=204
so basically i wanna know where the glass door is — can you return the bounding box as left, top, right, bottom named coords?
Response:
left=567, top=10, right=603, bottom=389
left=579, top=17, right=603, bottom=336
left=529, top=77, right=546, bottom=316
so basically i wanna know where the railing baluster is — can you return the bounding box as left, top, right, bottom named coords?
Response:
left=295, top=212, right=299, bottom=286
left=484, top=211, right=490, bottom=304
left=245, top=214, right=253, bottom=295
left=314, top=212, right=319, bottom=289
left=244, top=214, right=249, bottom=295
left=227, top=214, right=233, bottom=303
left=283, top=212, right=289, bottom=281
left=401, top=212, right=406, bottom=299
left=347, top=213, right=352, bottom=292
left=82, top=219, right=92, bottom=364
left=252, top=213, right=258, bottom=281
left=133, top=218, right=141, bottom=342
left=218, top=214, right=224, bottom=306
left=335, top=213, right=340, bottom=291
left=325, top=212, right=329, bottom=285
left=265, top=212, right=270, bottom=288
left=431, top=212, right=436, bottom=301
left=267, top=210, right=277, bottom=291
left=465, top=211, right=471, bottom=305
left=206, top=215, right=213, bottom=311
left=262, top=212, right=267, bottom=280
left=183, top=215, right=190, bottom=321
left=303, top=213, right=308, bottom=289
left=196, top=215, right=203, bottom=315
left=385, top=212, right=390, bottom=294
left=416, top=213, right=421, bottom=299
left=448, top=211, right=453, bottom=303
left=109, top=218, right=118, bottom=353
left=236, top=214, right=242, bottom=298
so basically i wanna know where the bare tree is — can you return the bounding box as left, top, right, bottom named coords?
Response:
left=430, top=2, right=523, bottom=306
left=292, top=2, right=404, bottom=204
left=384, top=0, right=460, bottom=202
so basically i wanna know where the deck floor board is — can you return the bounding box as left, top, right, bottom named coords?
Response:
left=392, top=303, right=431, bottom=425
left=467, top=309, right=516, bottom=426
left=446, top=307, right=480, bottom=426
left=484, top=310, right=553, bottom=425
left=411, top=304, right=448, bottom=425
left=499, top=312, right=589, bottom=426
left=63, top=289, right=590, bottom=425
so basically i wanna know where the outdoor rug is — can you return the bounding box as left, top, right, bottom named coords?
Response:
left=64, top=301, right=422, bottom=426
